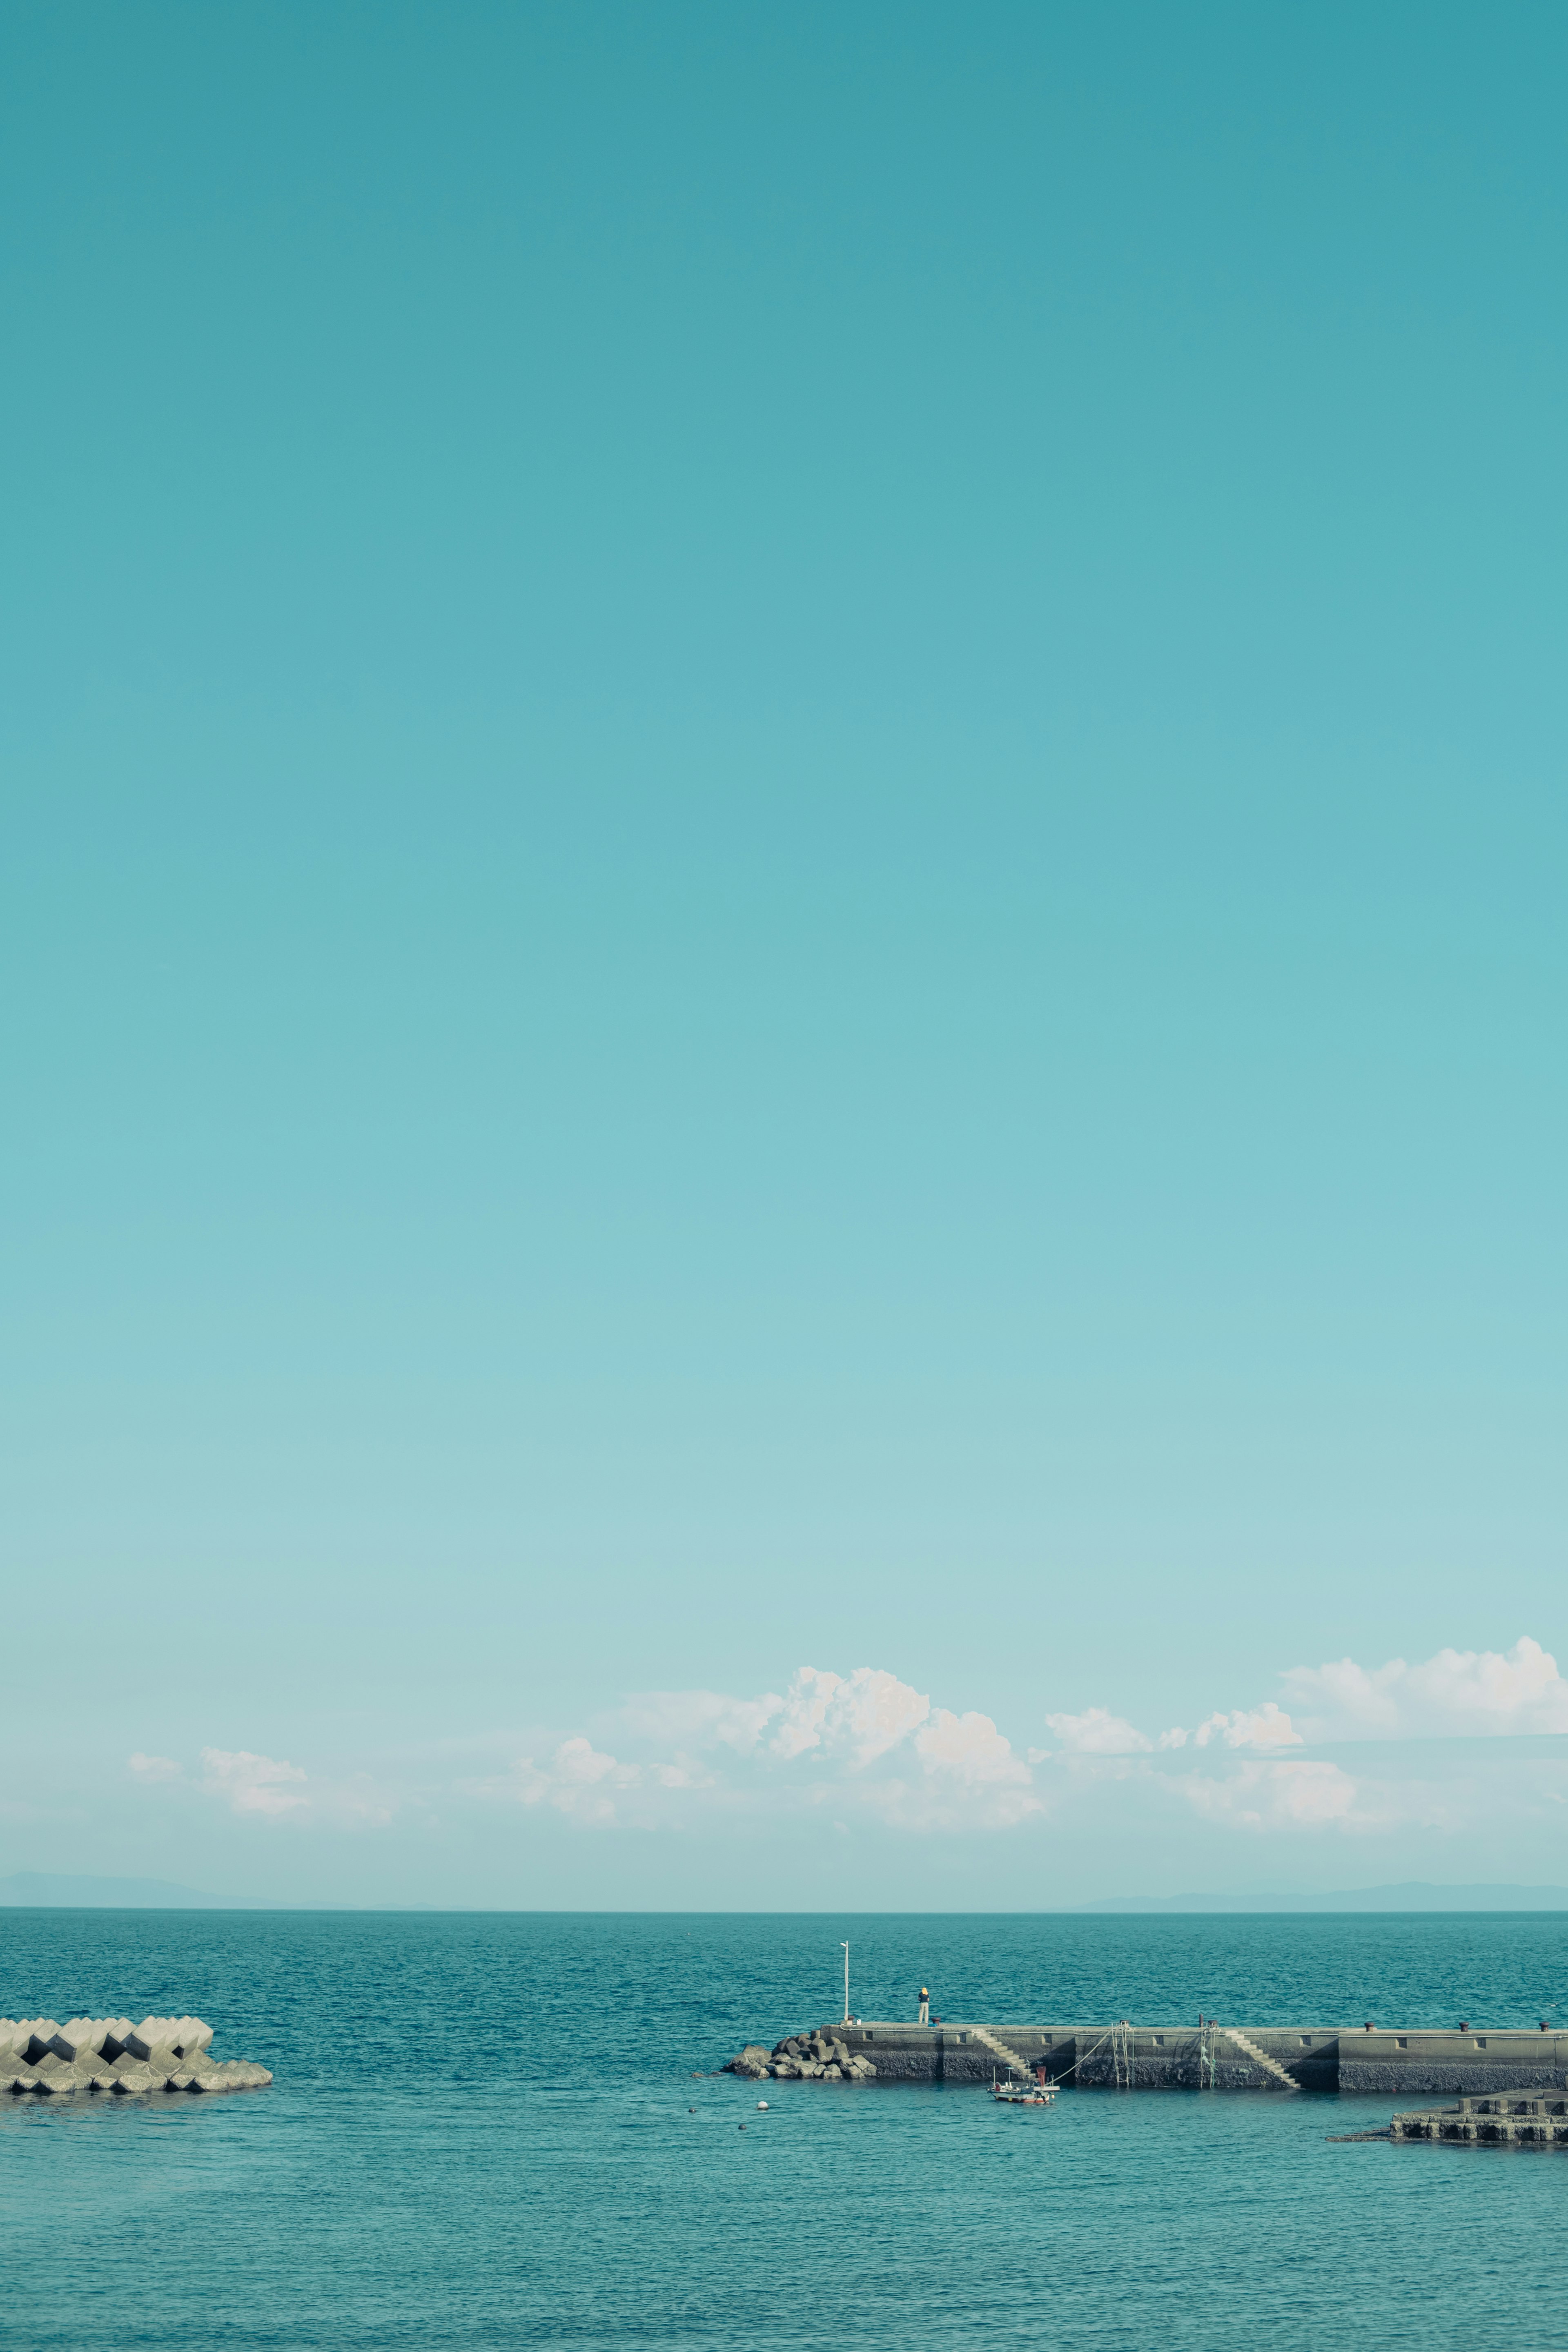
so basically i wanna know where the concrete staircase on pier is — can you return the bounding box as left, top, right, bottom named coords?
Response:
left=970, top=2025, right=1033, bottom=2077
left=1224, top=2029, right=1299, bottom=2091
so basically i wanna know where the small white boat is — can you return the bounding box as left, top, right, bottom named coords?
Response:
left=991, top=2069, right=1056, bottom=2106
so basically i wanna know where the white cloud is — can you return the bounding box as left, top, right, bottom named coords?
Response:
left=1176, top=1758, right=1359, bottom=1830
left=463, top=1738, right=641, bottom=1826
left=832, top=1668, right=935, bottom=1766
left=647, top=1755, right=717, bottom=1790
left=125, top=1747, right=398, bottom=1828
left=769, top=1666, right=933, bottom=1768
left=1075, top=1636, right=1566, bottom=1760
left=1158, top=1702, right=1303, bottom=1752
left=915, top=1708, right=1028, bottom=1785
left=756, top=1671, right=1036, bottom=1823
left=460, top=1668, right=1033, bottom=1831
left=1280, top=1636, right=1568, bottom=1741
left=617, top=1689, right=784, bottom=1753
left=1043, top=1708, right=1152, bottom=1755
left=911, top=1708, right=1040, bottom=1825
left=768, top=1667, right=842, bottom=1760
left=198, top=1747, right=310, bottom=1818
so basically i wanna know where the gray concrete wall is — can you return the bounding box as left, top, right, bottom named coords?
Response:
left=823, top=2022, right=1568, bottom=2094
left=1336, top=2029, right=1568, bottom=2096
left=834, top=2022, right=1337, bottom=2089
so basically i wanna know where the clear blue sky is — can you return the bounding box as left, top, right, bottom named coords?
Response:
left=3, top=1, right=1565, bottom=1904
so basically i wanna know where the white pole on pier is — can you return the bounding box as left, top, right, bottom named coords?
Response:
left=841, top=1941, right=850, bottom=2024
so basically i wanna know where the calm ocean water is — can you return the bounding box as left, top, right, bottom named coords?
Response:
left=3, top=1909, right=1566, bottom=2350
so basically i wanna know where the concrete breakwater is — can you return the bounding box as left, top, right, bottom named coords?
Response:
left=729, top=2021, right=1568, bottom=2096
left=1, top=2016, right=272, bottom=2097
left=1391, top=2094, right=1568, bottom=2146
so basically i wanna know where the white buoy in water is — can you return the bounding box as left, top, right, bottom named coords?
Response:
left=756, top=2100, right=768, bottom=2109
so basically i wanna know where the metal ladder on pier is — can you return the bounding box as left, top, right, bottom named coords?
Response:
left=1223, top=2028, right=1300, bottom=2091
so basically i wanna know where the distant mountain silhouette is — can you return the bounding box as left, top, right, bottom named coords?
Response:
left=0, top=1871, right=278, bottom=1908
left=1073, top=1881, right=1568, bottom=1912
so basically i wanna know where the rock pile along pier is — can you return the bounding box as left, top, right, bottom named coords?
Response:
left=725, top=2021, right=1568, bottom=2095
left=1, top=2016, right=272, bottom=2098
left=728, top=2029, right=877, bottom=2081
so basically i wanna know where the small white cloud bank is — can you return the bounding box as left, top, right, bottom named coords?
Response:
left=1042, top=1708, right=1152, bottom=1755
left=119, top=1635, right=1568, bottom=1849
left=454, top=1636, right=1568, bottom=1837
left=126, top=1745, right=309, bottom=1814
left=464, top=1666, right=1038, bottom=1831
left=122, top=1744, right=394, bottom=1827
left=199, top=1748, right=310, bottom=1817
left=465, top=1737, right=646, bottom=1825
left=1280, top=1636, right=1568, bottom=1742
left=1158, top=1702, right=1303, bottom=1753
left=1176, top=1757, right=1360, bottom=1831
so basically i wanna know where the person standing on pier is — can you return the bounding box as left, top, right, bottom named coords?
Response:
left=918, top=1985, right=930, bottom=2025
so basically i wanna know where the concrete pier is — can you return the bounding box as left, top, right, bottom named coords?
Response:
left=732, top=2021, right=1568, bottom=2095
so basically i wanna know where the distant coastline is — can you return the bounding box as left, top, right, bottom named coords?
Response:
left=1070, top=1881, right=1568, bottom=1913
left=3, top=1871, right=1568, bottom=1912
left=0, top=1871, right=281, bottom=1909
